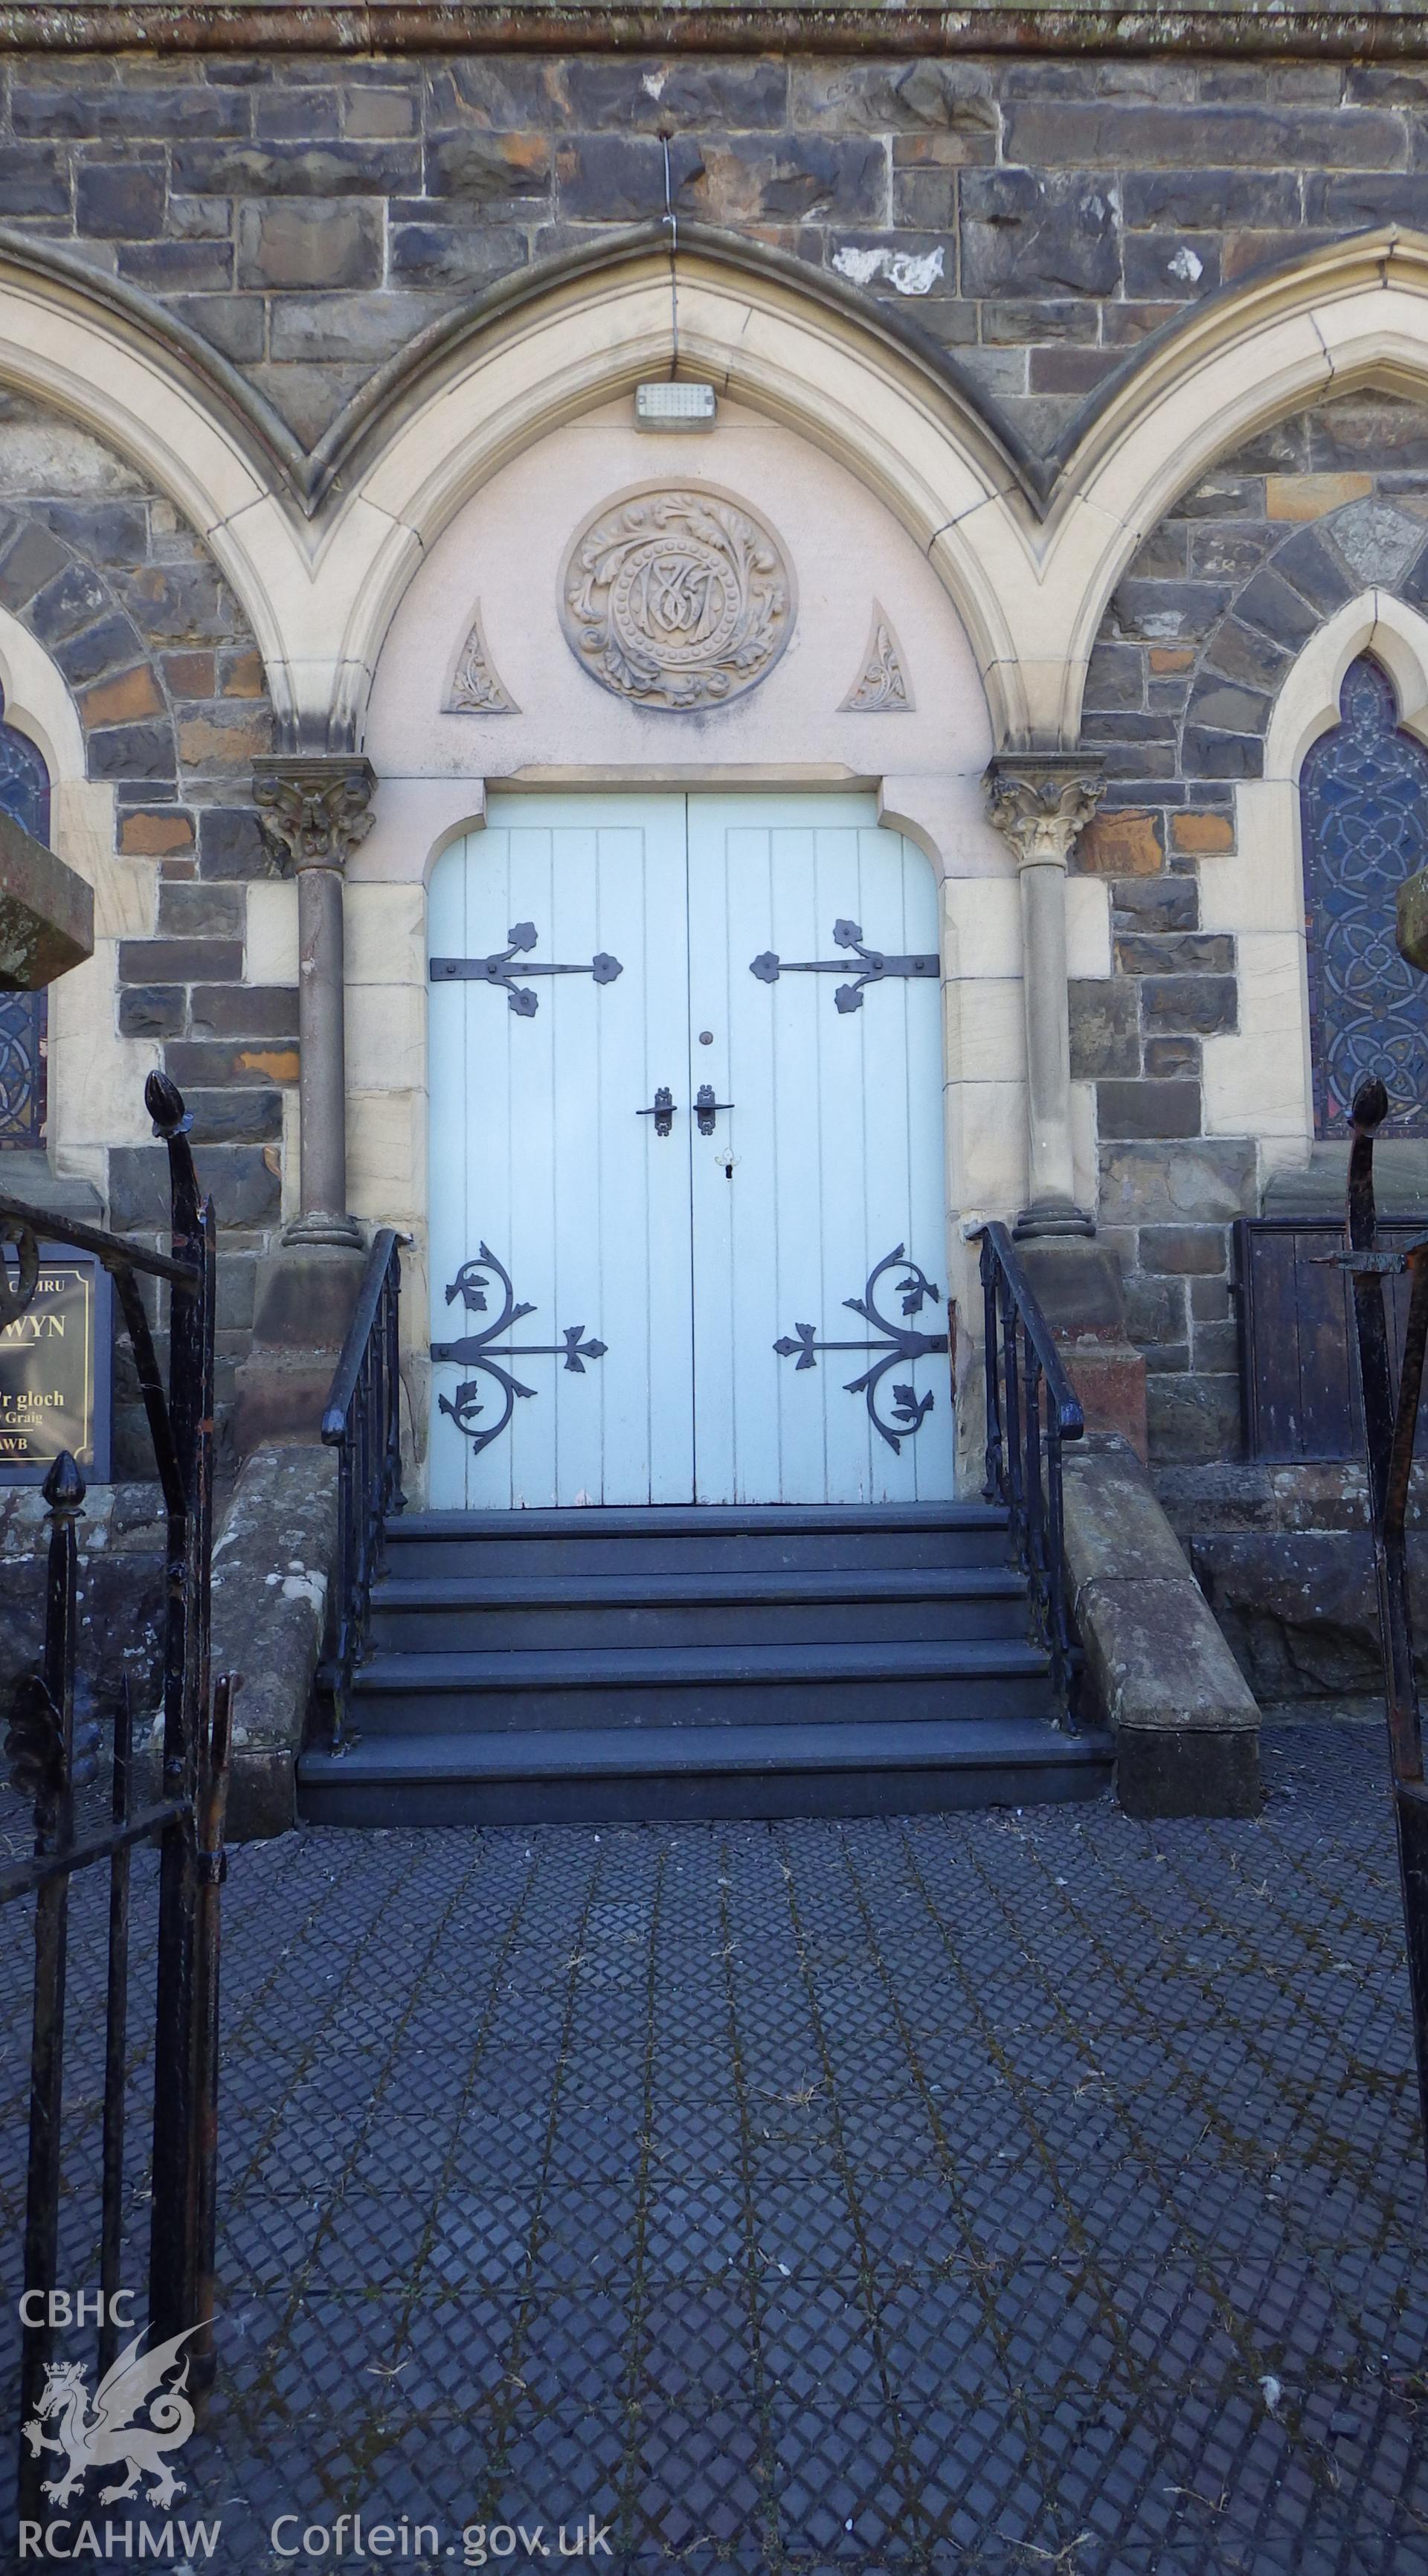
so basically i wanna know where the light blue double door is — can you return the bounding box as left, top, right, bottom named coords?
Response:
left=428, top=793, right=955, bottom=1509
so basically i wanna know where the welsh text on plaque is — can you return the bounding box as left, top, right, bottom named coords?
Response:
left=0, top=1246, right=112, bottom=1481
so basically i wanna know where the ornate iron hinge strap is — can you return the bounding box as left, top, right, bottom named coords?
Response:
left=430, top=922, right=623, bottom=1017
left=431, top=1243, right=606, bottom=1457
left=750, top=919, right=938, bottom=1014
left=774, top=1245, right=949, bottom=1452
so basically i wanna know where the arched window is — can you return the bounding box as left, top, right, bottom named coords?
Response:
left=1300, top=654, right=1428, bottom=1138
left=0, top=683, right=53, bottom=1147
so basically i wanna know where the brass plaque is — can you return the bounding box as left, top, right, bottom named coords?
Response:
left=0, top=1248, right=111, bottom=1481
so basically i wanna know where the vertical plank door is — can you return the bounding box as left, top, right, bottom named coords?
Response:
left=686, top=794, right=954, bottom=1504
left=427, top=795, right=695, bottom=1507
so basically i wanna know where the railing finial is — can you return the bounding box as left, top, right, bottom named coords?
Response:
left=144, top=1069, right=191, bottom=1139
left=42, top=1449, right=86, bottom=1514
left=1352, top=1075, right=1390, bottom=1133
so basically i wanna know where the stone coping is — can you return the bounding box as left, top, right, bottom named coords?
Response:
left=6, top=1, right=1428, bottom=60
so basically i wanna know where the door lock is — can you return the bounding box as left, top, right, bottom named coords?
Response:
left=637, top=1086, right=676, bottom=1138
left=695, top=1084, right=735, bottom=1137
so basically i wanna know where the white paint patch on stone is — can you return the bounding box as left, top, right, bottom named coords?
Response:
left=832, top=245, right=945, bottom=297
left=1168, top=246, right=1204, bottom=283
left=0, top=394, right=147, bottom=495
left=280, top=1569, right=327, bottom=1614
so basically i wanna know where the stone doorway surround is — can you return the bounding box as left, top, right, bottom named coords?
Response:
left=4, top=226, right=1428, bottom=1479
left=348, top=388, right=1119, bottom=1493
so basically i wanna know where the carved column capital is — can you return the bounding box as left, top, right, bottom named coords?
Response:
left=983, top=753, right=1104, bottom=871
left=252, top=755, right=376, bottom=877
left=251, top=756, right=373, bottom=1252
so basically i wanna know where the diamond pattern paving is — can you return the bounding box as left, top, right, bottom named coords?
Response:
left=2, top=1724, right=1427, bottom=2572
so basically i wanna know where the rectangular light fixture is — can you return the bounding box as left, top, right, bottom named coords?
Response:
left=634, top=381, right=718, bottom=432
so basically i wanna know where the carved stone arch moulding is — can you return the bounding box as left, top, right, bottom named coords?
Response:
left=559, top=485, right=796, bottom=710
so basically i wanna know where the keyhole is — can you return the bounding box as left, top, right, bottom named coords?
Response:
left=724, top=1158, right=734, bottom=1179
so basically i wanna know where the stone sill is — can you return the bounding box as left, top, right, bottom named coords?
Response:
left=6, top=2, right=1428, bottom=61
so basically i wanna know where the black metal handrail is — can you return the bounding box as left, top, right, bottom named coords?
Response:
left=0, top=1072, right=231, bottom=2532
left=321, top=1225, right=405, bottom=1745
left=977, top=1220, right=1085, bottom=1719
left=1339, top=1077, right=1428, bottom=2178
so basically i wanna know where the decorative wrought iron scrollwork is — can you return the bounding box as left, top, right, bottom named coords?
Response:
left=0, top=1214, right=39, bottom=1326
left=750, top=919, right=938, bottom=1014
left=429, top=923, right=623, bottom=1017
left=431, top=1242, right=607, bottom=1458
left=774, top=1244, right=949, bottom=1452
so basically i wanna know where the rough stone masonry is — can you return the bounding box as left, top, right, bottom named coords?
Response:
left=5, top=12, right=1428, bottom=1488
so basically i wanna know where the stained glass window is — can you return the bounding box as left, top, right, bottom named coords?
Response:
left=0, top=683, right=52, bottom=1147
left=1300, top=654, right=1428, bottom=1139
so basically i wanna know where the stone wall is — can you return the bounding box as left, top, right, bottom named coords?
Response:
left=1076, top=387, right=1428, bottom=1466
left=0, top=393, right=280, bottom=1468
left=7, top=39, right=1428, bottom=1485
left=0, top=50, right=1420, bottom=461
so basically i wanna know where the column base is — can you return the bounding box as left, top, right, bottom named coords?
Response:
left=283, top=1208, right=364, bottom=1250
left=233, top=1238, right=367, bottom=1455
left=1013, top=1201, right=1095, bottom=1240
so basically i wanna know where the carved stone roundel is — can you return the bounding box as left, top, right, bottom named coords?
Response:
left=560, top=486, right=794, bottom=709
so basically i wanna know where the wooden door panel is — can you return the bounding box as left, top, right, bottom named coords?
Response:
left=428, top=796, right=694, bottom=1507
left=686, top=796, right=954, bottom=1505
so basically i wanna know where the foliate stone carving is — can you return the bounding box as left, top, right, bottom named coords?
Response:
left=840, top=605, right=913, bottom=713
left=252, top=756, right=376, bottom=877
left=983, top=754, right=1104, bottom=868
left=447, top=608, right=519, bottom=715
left=560, top=486, right=794, bottom=709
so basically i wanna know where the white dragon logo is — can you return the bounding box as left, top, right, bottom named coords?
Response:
left=22, top=2328, right=197, bottom=2509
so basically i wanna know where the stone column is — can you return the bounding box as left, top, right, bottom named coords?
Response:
left=252, top=754, right=375, bottom=1249
left=984, top=753, right=1104, bottom=1240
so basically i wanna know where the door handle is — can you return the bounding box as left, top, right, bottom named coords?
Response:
left=637, top=1085, right=676, bottom=1138
left=695, top=1084, right=735, bottom=1137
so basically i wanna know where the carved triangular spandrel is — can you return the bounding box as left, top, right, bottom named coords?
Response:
left=446, top=607, right=519, bottom=715
left=840, top=603, right=913, bottom=714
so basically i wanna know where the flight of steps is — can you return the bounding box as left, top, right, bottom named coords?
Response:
left=297, top=1503, right=1113, bottom=1826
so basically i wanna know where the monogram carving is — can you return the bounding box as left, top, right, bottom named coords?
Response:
left=560, top=488, right=794, bottom=709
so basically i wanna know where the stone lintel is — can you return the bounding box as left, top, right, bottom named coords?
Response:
left=0, top=808, right=94, bottom=992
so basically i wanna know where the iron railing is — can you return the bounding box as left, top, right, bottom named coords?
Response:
left=0, top=1071, right=230, bottom=2533
left=1339, top=1077, right=1428, bottom=2180
left=977, top=1220, right=1085, bottom=1719
left=320, top=1226, right=405, bottom=1745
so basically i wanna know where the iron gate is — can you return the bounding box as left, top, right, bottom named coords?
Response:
left=0, top=1072, right=230, bottom=2534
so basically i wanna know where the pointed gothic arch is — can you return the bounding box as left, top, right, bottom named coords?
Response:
left=4, top=226, right=1428, bottom=758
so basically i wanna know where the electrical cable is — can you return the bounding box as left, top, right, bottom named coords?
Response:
left=660, top=130, right=678, bottom=380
